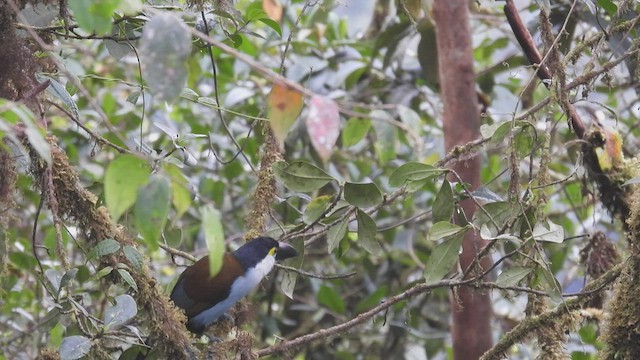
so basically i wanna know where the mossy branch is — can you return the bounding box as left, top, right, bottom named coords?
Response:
left=480, top=261, right=623, bottom=360
left=29, top=138, right=197, bottom=359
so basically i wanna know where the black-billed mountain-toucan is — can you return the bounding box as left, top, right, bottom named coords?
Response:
left=170, top=236, right=298, bottom=333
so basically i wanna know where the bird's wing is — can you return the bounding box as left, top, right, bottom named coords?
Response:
left=171, top=253, right=245, bottom=318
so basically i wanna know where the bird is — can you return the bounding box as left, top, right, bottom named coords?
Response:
left=170, top=236, right=298, bottom=334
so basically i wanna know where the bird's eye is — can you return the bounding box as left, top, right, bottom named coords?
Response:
left=269, top=247, right=277, bottom=256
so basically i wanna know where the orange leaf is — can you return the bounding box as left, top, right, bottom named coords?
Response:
left=263, top=0, right=283, bottom=22
left=267, top=83, right=304, bottom=149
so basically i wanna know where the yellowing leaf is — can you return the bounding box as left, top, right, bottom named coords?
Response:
left=267, top=83, right=303, bottom=149
left=306, top=95, right=340, bottom=160
left=263, top=0, right=283, bottom=21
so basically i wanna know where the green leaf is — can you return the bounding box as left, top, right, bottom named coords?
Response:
left=597, top=0, right=617, bottom=16
left=355, top=285, right=388, bottom=313
left=105, top=155, right=151, bottom=222
left=50, top=323, right=64, bottom=350
left=371, top=110, right=397, bottom=164
left=38, top=75, right=79, bottom=120
left=24, top=123, right=52, bottom=166
left=496, top=267, right=532, bottom=287
left=514, top=126, right=536, bottom=158
left=123, top=246, right=144, bottom=271
left=432, top=180, right=454, bottom=222
left=245, top=1, right=268, bottom=20
left=427, top=222, right=467, bottom=242
left=532, top=220, right=564, bottom=243
left=327, top=217, right=349, bottom=253
left=68, top=0, right=119, bottom=34
left=389, top=162, right=443, bottom=188
left=397, top=105, right=422, bottom=136
left=480, top=121, right=509, bottom=140
left=272, top=161, right=335, bottom=192
left=103, top=294, right=137, bottom=329
left=135, top=175, right=171, bottom=252
left=88, top=238, right=121, bottom=260
left=303, top=195, right=333, bottom=224
left=479, top=224, right=521, bottom=242
left=342, top=117, right=371, bottom=147
left=9, top=251, right=37, bottom=270
left=344, top=182, right=383, bottom=208
left=117, top=268, right=138, bottom=291
left=280, top=242, right=304, bottom=299
left=6, top=103, right=52, bottom=166
left=317, top=285, right=346, bottom=313
left=281, top=269, right=298, bottom=301
left=95, top=266, right=114, bottom=279
left=258, top=18, right=282, bottom=37
left=537, top=266, right=562, bottom=303
left=59, top=268, right=78, bottom=292
left=45, top=269, right=62, bottom=297
left=472, top=201, right=519, bottom=237
left=117, top=0, right=142, bottom=14
left=59, top=335, right=92, bottom=360
left=356, top=210, right=381, bottom=256
left=166, top=164, right=192, bottom=219
left=126, top=91, right=140, bottom=104
left=424, top=234, right=464, bottom=284
left=471, top=187, right=503, bottom=203
left=140, top=13, right=192, bottom=102
left=202, top=205, right=225, bottom=277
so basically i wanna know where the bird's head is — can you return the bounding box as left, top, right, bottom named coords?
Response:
left=233, top=236, right=298, bottom=270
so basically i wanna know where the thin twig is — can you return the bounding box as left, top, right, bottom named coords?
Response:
left=48, top=101, right=129, bottom=154
left=279, top=0, right=314, bottom=74
left=275, top=264, right=356, bottom=280
left=200, top=11, right=257, bottom=173
left=160, top=243, right=197, bottom=263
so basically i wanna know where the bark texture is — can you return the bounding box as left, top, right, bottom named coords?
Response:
left=432, top=1, right=493, bottom=359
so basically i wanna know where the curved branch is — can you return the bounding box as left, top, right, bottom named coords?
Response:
left=504, top=0, right=586, bottom=139
left=256, top=264, right=619, bottom=358
left=255, top=279, right=456, bottom=357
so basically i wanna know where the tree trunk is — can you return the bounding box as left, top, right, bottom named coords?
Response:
left=432, top=1, right=493, bottom=359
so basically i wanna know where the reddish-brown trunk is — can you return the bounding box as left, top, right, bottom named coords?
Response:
left=432, top=0, right=493, bottom=359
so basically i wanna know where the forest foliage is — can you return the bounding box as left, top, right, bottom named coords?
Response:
left=1, top=0, right=640, bottom=359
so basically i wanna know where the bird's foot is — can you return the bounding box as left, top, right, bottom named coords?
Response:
left=218, top=313, right=235, bottom=325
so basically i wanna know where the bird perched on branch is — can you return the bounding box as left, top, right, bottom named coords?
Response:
left=170, top=236, right=298, bottom=334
